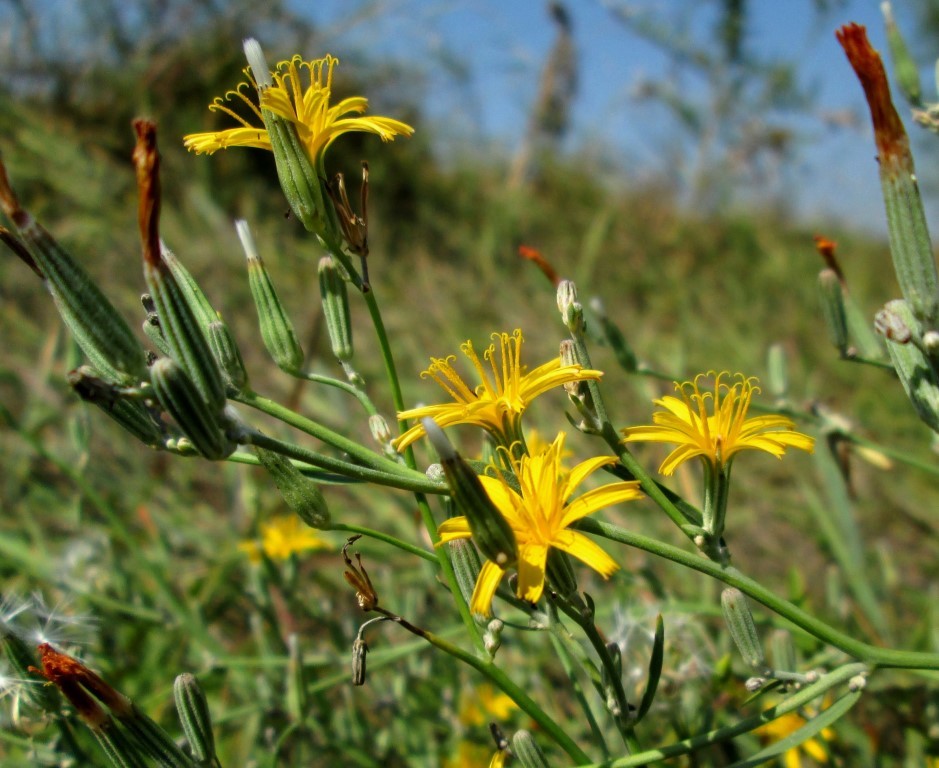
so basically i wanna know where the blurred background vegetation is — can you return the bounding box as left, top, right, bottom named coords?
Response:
left=1, top=0, right=937, bottom=765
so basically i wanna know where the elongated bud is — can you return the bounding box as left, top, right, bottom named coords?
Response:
left=591, top=297, right=637, bottom=373
left=243, top=39, right=337, bottom=240
left=818, top=268, right=849, bottom=355
left=720, top=588, right=767, bottom=672
left=141, top=309, right=171, bottom=357
left=512, top=730, right=550, bottom=768
left=881, top=2, right=922, bottom=107
left=447, top=536, right=484, bottom=617
left=150, top=358, right=233, bottom=459
left=351, top=635, right=369, bottom=686
left=318, top=255, right=354, bottom=362
left=557, top=279, right=585, bottom=335
left=237, top=220, right=305, bottom=373
left=67, top=366, right=165, bottom=448
left=545, top=549, right=579, bottom=603
left=766, top=343, right=788, bottom=399
left=173, top=673, right=217, bottom=764
left=0, top=162, right=147, bottom=385
left=207, top=320, right=249, bottom=393
left=254, top=447, right=330, bottom=528
left=423, top=418, right=517, bottom=567
left=134, top=121, right=226, bottom=413
left=838, top=25, right=939, bottom=325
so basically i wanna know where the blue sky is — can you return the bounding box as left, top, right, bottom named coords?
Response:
left=300, top=1, right=932, bottom=233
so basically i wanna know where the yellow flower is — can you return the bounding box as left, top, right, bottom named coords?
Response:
left=621, top=372, right=814, bottom=476
left=183, top=54, right=413, bottom=169
left=458, top=684, right=518, bottom=727
left=238, top=515, right=330, bottom=563
left=438, top=432, right=642, bottom=617
left=443, top=743, right=506, bottom=768
left=757, top=708, right=835, bottom=768
left=395, top=330, right=602, bottom=453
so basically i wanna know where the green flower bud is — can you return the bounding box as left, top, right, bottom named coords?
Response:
left=818, top=268, right=849, bottom=355
left=424, top=418, right=517, bottom=568
left=207, top=320, right=249, bottom=394
left=243, top=40, right=338, bottom=241
left=150, top=358, right=233, bottom=460
left=766, top=343, right=788, bottom=399
left=173, top=673, right=217, bottom=765
left=318, top=255, right=354, bottom=362
left=721, top=588, right=767, bottom=672
left=4, top=211, right=146, bottom=385
left=67, top=366, right=165, bottom=448
left=145, top=261, right=226, bottom=414
left=447, top=536, right=484, bottom=617
left=557, top=279, right=584, bottom=335
left=237, top=220, right=305, bottom=374
left=511, top=730, right=550, bottom=768
left=254, top=447, right=330, bottom=528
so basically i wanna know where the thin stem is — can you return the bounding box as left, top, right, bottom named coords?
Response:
left=331, top=522, right=437, bottom=563
left=355, top=278, right=485, bottom=651
left=578, top=518, right=939, bottom=670
left=579, top=663, right=866, bottom=767
left=547, top=628, right=611, bottom=760
left=556, top=599, right=640, bottom=753
left=299, top=371, right=379, bottom=417
left=372, top=607, right=591, bottom=764
left=235, top=391, right=421, bottom=482
left=242, top=430, right=442, bottom=495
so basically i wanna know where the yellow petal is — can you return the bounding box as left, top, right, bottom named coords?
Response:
left=470, top=560, right=505, bottom=617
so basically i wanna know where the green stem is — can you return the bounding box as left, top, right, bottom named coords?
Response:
left=241, top=430, right=441, bottom=495
left=374, top=608, right=591, bottom=764
left=357, top=281, right=485, bottom=652
left=578, top=518, right=939, bottom=670
left=579, top=663, right=866, bottom=767
left=300, top=371, right=379, bottom=417
left=235, top=391, right=424, bottom=483
left=557, top=600, right=640, bottom=753
left=331, top=522, right=437, bottom=562
left=547, top=628, right=610, bottom=760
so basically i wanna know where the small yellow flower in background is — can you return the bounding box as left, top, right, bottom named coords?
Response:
left=757, top=707, right=834, bottom=768
left=443, top=743, right=506, bottom=768
left=621, top=372, right=814, bottom=476
left=238, top=515, right=330, bottom=563
left=395, top=329, right=602, bottom=453
left=458, top=684, right=518, bottom=727
left=183, top=53, right=413, bottom=169
left=438, top=432, right=642, bottom=617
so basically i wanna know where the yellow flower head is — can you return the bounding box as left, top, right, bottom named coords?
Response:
left=395, top=330, right=602, bottom=453
left=183, top=53, right=413, bottom=169
left=438, top=432, right=642, bottom=617
left=757, top=703, right=835, bottom=768
left=238, top=515, right=330, bottom=563
left=621, top=372, right=814, bottom=476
